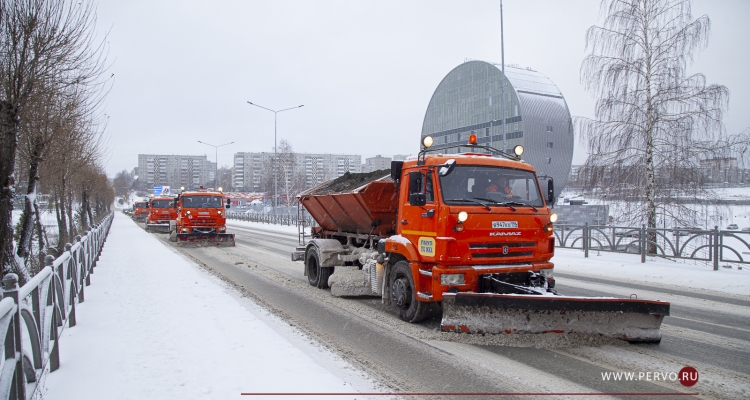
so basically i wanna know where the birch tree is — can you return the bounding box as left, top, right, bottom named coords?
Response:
left=578, top=0, right=748, bottom=251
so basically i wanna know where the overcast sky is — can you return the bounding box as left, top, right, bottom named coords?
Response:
left=96, top=0, right=750, bottom=178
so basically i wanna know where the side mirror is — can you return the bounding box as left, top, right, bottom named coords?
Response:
left=225, top=204, right=230, bottom=209
left=547, top=179, right=555, bottom=207
left=391, top=161, right=404, bottom=182
left=409, top=193, right=427, bottom=206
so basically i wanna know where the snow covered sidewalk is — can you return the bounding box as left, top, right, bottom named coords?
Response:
left=42, top=212, right=368, bottom=399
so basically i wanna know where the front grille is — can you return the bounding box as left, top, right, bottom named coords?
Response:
left=470, top=242, right=535, bottom=249
left=470, top=241, right=535, bottom=259
left=191, top=218, right=217, bottom=226
left=473, top=252, right=534, bottom=259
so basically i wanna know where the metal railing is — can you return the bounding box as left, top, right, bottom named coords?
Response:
left=226, top=211, right=316, bottom=227
left=554, top=224, right=750, bottom=269
left=0, top=212, right=114, bottom=400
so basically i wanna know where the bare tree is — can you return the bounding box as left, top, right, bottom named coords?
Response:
left=112, top=169, right=134, bottom=199
left=578, top=0, right=748, bottom=250
left=276, top=140, right=305, bottom=214
left=215, top=165, right=234, bottom=192
left=0, top=0, right=107, bottom=280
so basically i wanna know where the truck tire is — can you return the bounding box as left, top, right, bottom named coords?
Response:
left=390, top=261, right=427, bottom=323
left=306, top=248, right=331, bottom=289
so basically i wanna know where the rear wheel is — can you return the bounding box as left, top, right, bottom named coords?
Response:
left=306, top=248, right=331, bottom=289
left=390, top=261, right=427, bottom=322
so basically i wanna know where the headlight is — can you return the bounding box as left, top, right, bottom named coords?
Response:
left=539, top=268, right=554, bottom=278
left=423, top=136, right=434, bottom=148
left=550, top=213, right=558, bottom=223
left=458, top=211, right=468, bottom=222
left=441, top=274, right=465, bottom=285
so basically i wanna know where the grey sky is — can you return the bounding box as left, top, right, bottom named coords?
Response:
left=96, top=0, right=750, bottom=178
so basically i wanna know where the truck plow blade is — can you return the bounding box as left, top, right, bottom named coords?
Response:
left=146, top=223, right=171, bottom=233
left=176, top=233, right=236, bottom=247
left=441, top=293, right=669, bottom=343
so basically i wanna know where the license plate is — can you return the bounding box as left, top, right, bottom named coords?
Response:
left=492, top=221, right=518, bottom=229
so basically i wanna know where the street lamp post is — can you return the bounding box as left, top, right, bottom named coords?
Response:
left=246, top=101, right=304, bottom=215
left=198, top=140, right=234, bottom=189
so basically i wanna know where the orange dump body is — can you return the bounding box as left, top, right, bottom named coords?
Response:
left=298, top=174, right=398, bottom=239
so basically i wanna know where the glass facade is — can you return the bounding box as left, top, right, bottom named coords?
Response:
left=420, top=61, right=574, bottom=198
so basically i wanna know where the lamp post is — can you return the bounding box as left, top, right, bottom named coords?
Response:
left=197, top=140, right=234, bottom=189
left=246, top=101, right=304, bottom=215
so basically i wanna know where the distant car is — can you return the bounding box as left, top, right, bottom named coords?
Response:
left=742, top=227, right=750, bottom=232
left=672, top=227, right=700, bottom=236
left=726, top=224, right=739, bottom=230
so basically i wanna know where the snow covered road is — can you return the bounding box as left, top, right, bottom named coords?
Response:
left=41, top=212, right=378, bottom=399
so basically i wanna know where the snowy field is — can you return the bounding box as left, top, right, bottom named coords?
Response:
left=554, top=247, right=749, bottom=296
left=41, top=212, right=379, bottom=399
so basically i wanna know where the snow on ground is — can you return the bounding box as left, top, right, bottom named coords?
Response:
left=554, top=247, right=750, bottom=296
left=42, top=212, right=377, bottom=399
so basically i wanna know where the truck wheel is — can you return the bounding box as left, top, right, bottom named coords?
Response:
left=390, top=261, right=427, bottom=323
left=306, top=249, right=331, bottom=289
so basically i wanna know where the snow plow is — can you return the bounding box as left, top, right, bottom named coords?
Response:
left=291, top=135, right=669, bottom=342
left=146, top=196, right=177, bottom=233
left=132, top=201, right=150, bottom=222
left=169, top=187, right=235, bottom=247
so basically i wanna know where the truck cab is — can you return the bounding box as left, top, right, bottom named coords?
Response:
left=389, top=152, right=557, bottom=305
left=133, top=201, right=150, bottom=222
left=170, top=187, right=235, bottom=246
left=146, top=196, right=177, bottom=233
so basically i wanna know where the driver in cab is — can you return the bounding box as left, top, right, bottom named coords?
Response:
left=486, top=176, right=513, bottom=199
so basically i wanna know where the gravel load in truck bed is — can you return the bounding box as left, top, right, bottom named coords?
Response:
left=305, top=169, right=392, bottom=195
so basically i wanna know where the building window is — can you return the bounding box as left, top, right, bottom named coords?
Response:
left=547, top=142, right=554, bottom=148
left=545, top=157, right=552, bottom=164
left=546, top=126, right=553, bottom=132
left=513, top=123, right=518, bottom=131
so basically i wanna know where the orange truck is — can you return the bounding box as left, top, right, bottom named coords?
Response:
left=292, top=135, right=669, bottom=342
left=169, top=187, right=235, bottom=246
left=132, top=201, right=150, bottom=222
left=146, top=196, right=177, bottom=233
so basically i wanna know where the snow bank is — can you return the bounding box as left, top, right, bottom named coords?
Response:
left=554, top=247, right=750, bottom=296
left=42, top=213, right=366, bottom=399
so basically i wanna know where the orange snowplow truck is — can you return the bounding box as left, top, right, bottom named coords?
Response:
left=132, top=201, right=150, bottom=222
left=146, top=196, right=177, bottom=233
left=292, top=135, right=669, bottom=342
left=169, top=187, right=235, bottom=246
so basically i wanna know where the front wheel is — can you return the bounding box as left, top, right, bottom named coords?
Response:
left=306, top=248, right=331, bottom=289
left=390, top=261, right=427, bottom=322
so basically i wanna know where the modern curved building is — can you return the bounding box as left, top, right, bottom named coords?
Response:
left=420, top=60, right=574, bottom=198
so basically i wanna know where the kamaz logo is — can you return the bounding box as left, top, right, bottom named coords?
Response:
left=198, top=212, right=210, bottom=215
left=490, top=231, right=521, bottom=236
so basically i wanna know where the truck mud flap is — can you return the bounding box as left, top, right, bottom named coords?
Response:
left=176, top=233, right=236, bottom=247
left=440, top=293, right=669, bottom=343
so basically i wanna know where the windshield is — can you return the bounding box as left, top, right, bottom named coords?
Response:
left=135, top=203, right=148, bottom=208
left=439, top=165, right=544, bottom=207
left=181, top=196, right=223, bottom=208
left=151, top=200, right=173, bottom=208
